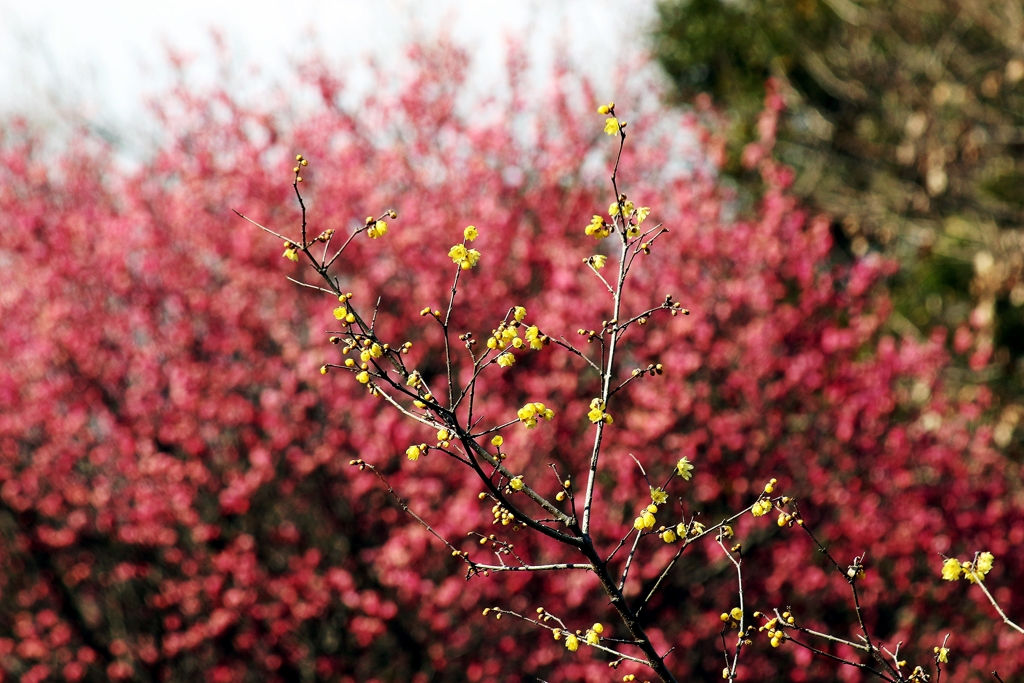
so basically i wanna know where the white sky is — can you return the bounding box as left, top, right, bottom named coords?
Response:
left=0, top=0, right=661, bottom=155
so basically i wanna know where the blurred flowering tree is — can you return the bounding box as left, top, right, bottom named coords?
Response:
left=0, top=40, right=1021, bottom=683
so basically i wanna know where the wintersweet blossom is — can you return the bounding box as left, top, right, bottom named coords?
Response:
left=524, top=325, right=544, bottom=350
left=448, top=244, right=481, bottom=269
left=406, top=445, right=422, bottom=461
left=565, top=633, right=579, bottom=652
left=517, top=402, right=554, bottom=429
left=355, top=371, right=370, bottom=384
left=676, top=457, right=694, bottom=480
left=367, top=220, right=388, bottom=239
left=463, top=225, right=479, bottom=241
left=585, top=215, right=611, bottom=239
left=497, top=352, right=515, bottom=367
left=589, top=254, right=607, bottom=270
left=608, top=200, right=634, bottom=217
left=587, top=398, right=612, bottom=424
left=941, top=558, right=961, bottom=581
left=283, top=245, right=299, bottom=261
left=513, top=306, right=527, bottom=322
left=603, top=117, right=620, bottom=136
left=977, top=551, right=994, bottom=574
left=509, top=476, right=524, bottom=491
left=650, top=487, right=668, bottom=505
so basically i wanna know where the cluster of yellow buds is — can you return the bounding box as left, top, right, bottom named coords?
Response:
left=942, top=552, right=994, bottom=583
left=333, top=293, right=357, bottom=324
left=751, top=498, right=773, bottom=517
left=633, top=503, right=658, bottom=531
left=585, top=622, right=604, bottom=645
left=293, top=153, right=308, bottom=182
left=359, top=342, right=384, bottom=363
left=720, top=607, right=744, bottom=629
left=492, top=502, right=517, bottom=527
left=517, top=402, right=554, bottom=429
left=437, top=428, right=451, bottom=448
left=487, top=320, right=520, bottom=350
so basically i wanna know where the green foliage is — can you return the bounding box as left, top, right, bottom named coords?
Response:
left=653, top=0, right=1024, bottom=405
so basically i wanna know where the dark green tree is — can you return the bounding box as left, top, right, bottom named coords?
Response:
left=653, top=0, right=1024, bottom=421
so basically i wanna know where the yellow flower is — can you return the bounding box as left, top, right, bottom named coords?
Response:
left=661, top=529, right=677, bottom=543
left=449, top=244, right=482, bottom=269
left=491, top=435, right=503, bottom=447
left=464, top=225, right=479, bottom=241
left=633, top=516, right=645, bottom=531
left=368, top=220, right=388, bottom=239
left=517, top=402, right=553, bottom=428
left=333, top=306, right=348, bottom=320
left=437, top=428, right=451, bottom=442
left=597, top=102, right=613, bottom=114
left=497, top=352, right=515, bottom=367
left=509, top=476, right=524, bottom=491
left=751, top=499, right=772, bottom=517
left=592, top=623, right=604, bottom=634
left=676, top=457, right=694, bottom=481
left=356, top=371, right=370, bottom=384
left=587, top=398, right=612, bottom=424
left=650, top=487, right=668, bottom=505
left=585, top=215, right=611, bottom=239
left=941, top=558, right=962, bottom=581
left=565, top=633, right=579, bottom=652
left=604, top=117, right=620, bottom=135
left=586, top=630, right=600, bottom=646
left=283, top=246, right=299, bottom=262
left=641, top=510, right=656, bottom=529
left=935, top=647, right=949, bottom=664
left=448, top=244, right=467, bottom=263
left=589, top=254, right=607, bottom=270
left=369, top=343, right=383, bottom=359
left=636, top=206, right=651, bottom=223
left=406, top=445, right=422, bottom=461
left=525, top=326, right=544, bottom=350
left=513, top=306, right=527, bottom=322
left=976, top=551, right=994, bottom=575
